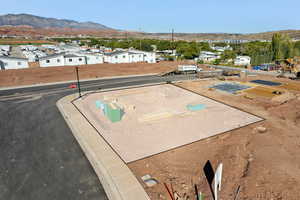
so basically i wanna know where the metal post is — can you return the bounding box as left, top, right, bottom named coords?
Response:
left=171, top=29, right=175, bottom=57
left=75, top=67, right=82, bottom=98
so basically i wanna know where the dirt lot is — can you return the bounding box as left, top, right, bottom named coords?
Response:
left=0, top=61, right=184, bottom=87
left=128, top=76, right=300, bottom=200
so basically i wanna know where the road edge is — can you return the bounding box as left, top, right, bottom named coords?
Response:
left=0, top=73, right=159, bottom=91
left=56, top=92, right=151, bottom=200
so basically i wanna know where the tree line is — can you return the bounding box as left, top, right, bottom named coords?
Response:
left=52, top=34, right=300, bottom=65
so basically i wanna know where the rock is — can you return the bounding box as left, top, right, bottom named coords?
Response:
left=256, top=126, right=267, bottom=133
left=141, top=174, right=151, bottom=181
left=272, top=92, right=295, bottom=103
left=174, top=192, right=183, bottom=200
left=181, top=183, right=189, bottom=190
left=144, top=178, right=158, bottom=187
left=159, top=194, right=166, bottom=199
left=141, top=174, right=158, bottom=187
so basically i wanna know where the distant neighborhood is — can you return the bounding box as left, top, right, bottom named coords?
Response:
left=1, top=32, right=300, bottom=73
left=0, top=40, right=253, bottom=70
left=0, top=43, right=157, bottom=70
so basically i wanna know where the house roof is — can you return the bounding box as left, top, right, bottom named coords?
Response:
left=64, top=54, right=83, bottom=58
left=105, top=50, right=144, bottom=57
left=0, top=56, right=28, bottom=61
left=39, top=53, right=65, bottom=60
left=104, top=50, right=127, bottom=56
left=236, top=56, right=251, bottom=59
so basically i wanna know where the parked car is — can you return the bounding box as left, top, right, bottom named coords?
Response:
left=68, top=83, right=77, bottom=89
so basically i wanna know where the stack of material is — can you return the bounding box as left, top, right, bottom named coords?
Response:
left=139, top=112, right=174, bottom=122
left=105, top=103, right=123, bottom=123
left=212, top=82, right=251, bottom=94
left=186, top=104, right=206, bottom=111
left=96, top=100, right=123, bottom=123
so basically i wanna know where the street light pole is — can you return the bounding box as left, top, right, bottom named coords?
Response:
left=75, top=67, right=82, bottom=98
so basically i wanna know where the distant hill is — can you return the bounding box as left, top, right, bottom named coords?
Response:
left=0, top=14, right=299, bottom=41
left=143, top=30, right=300, bottom=41
left=0, top=14, right=113, bottom=30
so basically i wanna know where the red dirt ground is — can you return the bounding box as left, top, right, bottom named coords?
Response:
left=0, top=61, right=185, bottom=87
left=128, top=76, right=300, bottom=200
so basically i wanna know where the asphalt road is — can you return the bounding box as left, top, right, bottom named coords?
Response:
left=210, top=65, right=280, bottom=76
left=0, top=74, right=196, bottom=200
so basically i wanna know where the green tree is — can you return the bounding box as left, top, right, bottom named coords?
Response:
left=279, top=34, right=294, bottom=59
left=272, top=33, right=283, bottom=60
left=176, top=41, right=200, bottom=59
left=221, top=50, right=236, bottom=62
left=294, top=41, right=300, bottom=56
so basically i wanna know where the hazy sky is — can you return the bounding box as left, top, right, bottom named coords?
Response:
left=1, top=0, right=300, bottom=33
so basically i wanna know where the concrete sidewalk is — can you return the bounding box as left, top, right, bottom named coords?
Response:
left=57, top=93, right=150, bottom=200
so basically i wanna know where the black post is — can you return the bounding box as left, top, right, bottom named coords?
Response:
left=171, top=29, right=174, bottom=54
left=75, top=67, right=82, bottom=98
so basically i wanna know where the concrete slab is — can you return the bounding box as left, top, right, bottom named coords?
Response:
left=74, top=84, right=263, bottom=163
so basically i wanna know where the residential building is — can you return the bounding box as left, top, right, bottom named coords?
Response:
left=64, top=54, right=86, bottom=66
left=0, top=45, right=10, bottom=56
left=39, top=53, right=65, bottom=67
left=104, top=51, right=145, bottom=64
left=0, top=45, right=10, bottom=52
left=211, top=45, right=232, bottom=52
left=82, top=54, right=104, bottom=65
left=234, top=56, right=251, bottom=66
left=0, top=56, right=29, bottom=70
left=59, top=44, right=81, bottom=53
left=199, top=51, right=221, bottom=63
left=129, top=49, right=156, bottom=63
left=39, top=53, right=87, bottom=67
left=20, top=45, right=38, bottom=51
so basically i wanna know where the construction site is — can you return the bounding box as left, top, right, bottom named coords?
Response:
left=70, top=65, right=300, bottom=199
left=2, top=60, right=300, bottom=199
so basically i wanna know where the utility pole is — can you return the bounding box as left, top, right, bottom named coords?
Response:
left=139, top=27, right=142, bottom=50
left=75, top=67, right=82, bottom=98
left=126, top=31, right=129, bottom=43
left=171, top=29, right=174, bottom=55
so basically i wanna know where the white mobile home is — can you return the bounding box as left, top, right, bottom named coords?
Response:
left=64, top=54, right=86, bottom=66
left=129, top=49, right=156, bottom=63
left=234, top=56, right=251, bottom=66
left=104, top=51, right=145, bottom=64
left=0, top=56, right=29, bottom=70
left=39, top=53, right=65, bottom=67
left=199, top=51, right=221, bottom=63
left=75, top=53, right=104, bottom=65
left=0, top=45, right=10, bottom=52
left=39, top=53, right=87, bottom=67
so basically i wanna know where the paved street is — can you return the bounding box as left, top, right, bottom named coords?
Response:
left=0, top=93, right=109, bottom=200
left=0, top=74, right=196, bottom=200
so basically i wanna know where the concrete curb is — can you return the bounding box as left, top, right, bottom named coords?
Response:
left=56, top=88, right=152, bottom=200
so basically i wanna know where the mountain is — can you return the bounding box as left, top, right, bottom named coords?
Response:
left=0, top=14, right=113, bottom=30
left=0, top=14, right=299, bottom=41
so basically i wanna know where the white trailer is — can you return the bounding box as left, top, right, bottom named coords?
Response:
left=177, top=65, right=199, bottom=74
left=178, top=65, right=198, bottom=72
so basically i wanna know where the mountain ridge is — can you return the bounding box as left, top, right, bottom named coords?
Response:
left=0, top=13, right=113, bottom=30
left=0, top=14, right=300, bottom=41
